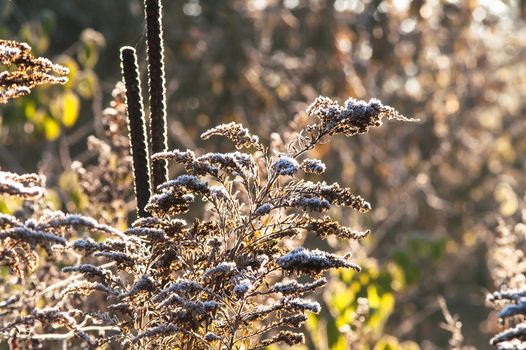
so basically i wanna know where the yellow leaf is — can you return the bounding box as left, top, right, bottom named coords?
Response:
left=57, top=55, right=79, bottom=89
left=43, top=116, right=60, bottom=140
left=374, top=336, right=421, bottom=350
left=387, top=262, right=406, bottom=291
left=494, top=182, right=518, bottom=217
left=332, top=335, right=348, bottom=350
left=330, top=282, right=354, bottom=312
left=367, top=285, right=380, bottom=308
left=374, top=336, right=399, bottom=350
left=62, top=91, right=80, bottom=128
left=36, top=296, right=46, bottom=309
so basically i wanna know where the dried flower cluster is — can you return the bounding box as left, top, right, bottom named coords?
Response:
left=73, top=82, right=134, bottom=228
left=53, top=97, right=406, bottom=348
left=0, top=171, right=49, bottom=276
left=0, top=40, right=69, bottom=103
left=0, top=95, right=410, bottom=349
left=487, top=214, right=526, bottom=350
left=285, top=96, right=415, bottom=159
left=0, top=171, right=45, bottom=200
left=0, top=167, right=128, bottom=349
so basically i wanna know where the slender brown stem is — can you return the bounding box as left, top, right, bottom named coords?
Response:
left=121, top=46, right=152, bottom=218
left=145, top=0, right=168, bottom=189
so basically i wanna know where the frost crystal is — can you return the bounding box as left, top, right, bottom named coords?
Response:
left=254, top=203, right=272, bottom=216
left=233, top=279, right=253, bottom=296
left=276, top=247, right=360, bottom=274
left=209, top=185, right=229, bottom=201
left=272, top=156, right=299, bottom=176
left=301, top=159, right=326, bottom=174
left=202, top=262, right=237, bottom=280
left=283, top=297, right=321, bottom=314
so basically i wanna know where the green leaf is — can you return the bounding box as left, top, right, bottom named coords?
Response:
left=77, top=41, right=99, bottom=68
left=75, top=70, right=98, bottom=99
left=40, top=10, right=57, bottom=35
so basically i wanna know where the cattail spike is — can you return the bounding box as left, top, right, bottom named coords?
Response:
left=145, top=0, right=168, bottom=189
left=120, top=46, right=152, bottom=218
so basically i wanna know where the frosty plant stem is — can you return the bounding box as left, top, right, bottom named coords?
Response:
left=145, top=0, right=169, bottom=189
left=120, top=46, right=152, bottom=218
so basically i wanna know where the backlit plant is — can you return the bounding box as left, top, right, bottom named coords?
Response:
left=487, top=214, right=526, bottom=350
left=0, top=1, right=416, bottom=349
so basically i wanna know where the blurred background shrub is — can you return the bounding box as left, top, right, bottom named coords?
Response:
left=1, top=0, right=525, bottom=348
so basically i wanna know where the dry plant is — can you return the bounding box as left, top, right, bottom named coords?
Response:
left=438, top=296, right=475, bottom=350
left=0, top=80, right=413, bottom=349
left=0, top=40, right=76, bottom=279
left=72, top=81, right=134, bottom=229
left=0, top=171, right=58, bottom=277
left=486, top=213, right=526, bottom=350
left=0, top=170, right=126, bottom=349
left=0, top=1, right=416, bottom=349
left=0, top=40, right=69, bottom=104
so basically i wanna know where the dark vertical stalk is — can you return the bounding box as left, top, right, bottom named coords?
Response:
left=145, top=0, right=168, bottom=189
left=120, top=46, right=151, bottom=218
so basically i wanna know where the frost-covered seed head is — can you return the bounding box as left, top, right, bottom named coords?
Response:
left=233, top=279, right=253, bottom=296
left=254, top=203, right=272, bottom=216
left=300, top=159, right=326, bottom=174
left=202, top=262, right=237, bottom=280
left=276, top=247, right=361, bottom=274
left=272, top=156, right=299, bottom=176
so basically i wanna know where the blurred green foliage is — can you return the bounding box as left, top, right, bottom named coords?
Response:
left=301, top=233, right=447, bottom=349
